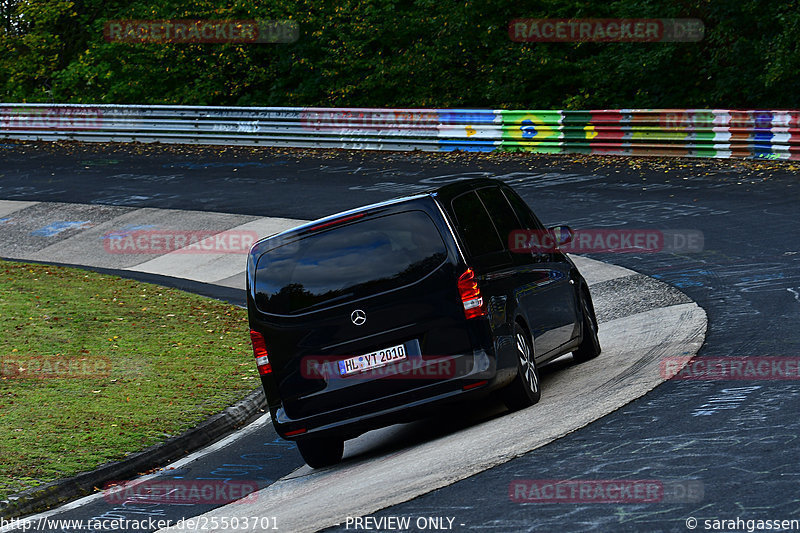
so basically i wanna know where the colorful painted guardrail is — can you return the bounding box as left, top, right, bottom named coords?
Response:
left=1, top=104, right=799, bottom=159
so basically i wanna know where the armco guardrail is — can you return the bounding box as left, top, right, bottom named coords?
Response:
left=1, top=104, right=799, bottom=159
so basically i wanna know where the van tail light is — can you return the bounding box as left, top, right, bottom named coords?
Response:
left=458, top=268, right=486, bottom=320
left=250, top=330, right=272, bottom=375
left=307, top=212, right=365, bottom=232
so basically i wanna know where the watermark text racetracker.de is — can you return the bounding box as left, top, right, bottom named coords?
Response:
left=1, top=355, right=111, bottom=379
left=0, top=106, right=103, bottom=130
left=103, top=479, right=259, bottom=505
left=662, top=356, right=800, bottom=380
left=660, top=110, right=800, bottom=130
left=509, top=479, right=703, bottom=504
left=508, top=228, right=703, bottom=254
left=103, top=229, right=259, bottom=254
left=509, top=18, right=704, bottom=42
left=301, top=355, right=465, bottom=381
left=104, top=19, right=298, bottom=43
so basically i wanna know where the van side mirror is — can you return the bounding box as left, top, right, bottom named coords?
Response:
left=548, top=225, right=574, bottom=247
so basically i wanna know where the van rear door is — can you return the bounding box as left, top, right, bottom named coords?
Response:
left=249, top=206, right=476, bottom=420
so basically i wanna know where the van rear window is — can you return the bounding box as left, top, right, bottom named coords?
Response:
left=254, top=210, right=448, bottom=314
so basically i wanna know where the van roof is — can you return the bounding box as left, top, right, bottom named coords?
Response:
left=250, top=177, right=503, bottom=252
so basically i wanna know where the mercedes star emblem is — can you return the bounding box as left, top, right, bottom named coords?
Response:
left=350, top=309, right=367, bottom=326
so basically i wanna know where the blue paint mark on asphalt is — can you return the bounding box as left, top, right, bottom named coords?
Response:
left=265, top=434, right=296, bottom=451
left=521, top=119, right=538, bottom=139
left=0, top=217, right=14, bottom=225
left=738, top=272, right=784, bottom=283
left=31, top=221, right=92, bottom=237
left=100, top=224, right=157, bottom=240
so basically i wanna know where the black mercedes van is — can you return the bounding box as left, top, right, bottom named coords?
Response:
left=247, top=178, right=600, bottom=467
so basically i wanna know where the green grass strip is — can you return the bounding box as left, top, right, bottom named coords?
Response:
left=0, top=260, right=258, bottom=500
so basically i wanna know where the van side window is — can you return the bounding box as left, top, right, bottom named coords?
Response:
left=451, top=191, right=504, bottom=257
left=477, top=186, right=524, bottom=250
left=502, top=187, right=546, bottom=231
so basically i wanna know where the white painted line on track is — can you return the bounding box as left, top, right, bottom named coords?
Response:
left=568, top=254, right=636, bottom=285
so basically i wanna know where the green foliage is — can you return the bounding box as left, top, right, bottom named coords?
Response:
left=1, top=0, right=799, bottom=107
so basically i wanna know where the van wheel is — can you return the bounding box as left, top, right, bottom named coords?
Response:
left=501, top=323, right=541, bottom=410
left=296, top=436, right=344, bottom=468
left=572, top=292, right=601, bottom=363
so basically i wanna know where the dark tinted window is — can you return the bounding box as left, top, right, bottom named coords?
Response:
left=451, top=191, right=504, bottom=256
left=502, top=187, right=546, bottom=231
left=254, top=210, right=448, bottom=314
left=477, top=186, right=523, bottom=250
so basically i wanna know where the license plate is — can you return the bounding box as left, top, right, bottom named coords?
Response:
left=338, top=343, right=407, bottom=376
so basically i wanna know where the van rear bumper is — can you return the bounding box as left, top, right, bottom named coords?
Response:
left=269, top=349, right=516, bottom=440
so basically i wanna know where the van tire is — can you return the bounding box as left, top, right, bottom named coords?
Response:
left=572, top=291, right=601, bottom=363
left=500, top=323, right=541, bottom=410
left=296, top=436, right=344, bottom=468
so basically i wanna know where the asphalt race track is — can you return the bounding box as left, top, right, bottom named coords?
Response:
left=1, top=142, right=799, bottom=532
